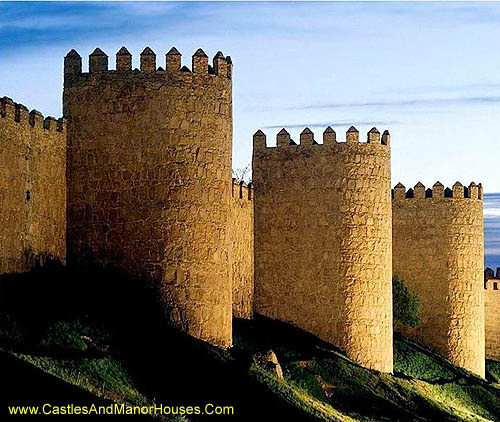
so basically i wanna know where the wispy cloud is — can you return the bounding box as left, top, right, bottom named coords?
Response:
left=484, top=208, right=500, bottom=219
left=263, top=121, right=397, bottom=129
left=285, top=96, right=500, bottom=111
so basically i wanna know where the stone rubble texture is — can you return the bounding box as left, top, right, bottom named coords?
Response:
left=0, top=97, right=66, bottom=273
left=392, top=183, right=485, bottom=377
left=63, top=47, right=233, bottom=348
left=229, top=179, right=254, bottom=319
left=252, top=127, right=394, bottom=373
left=0, top=44, right=492, bottom=375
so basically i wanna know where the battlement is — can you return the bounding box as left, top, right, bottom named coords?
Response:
left=231, top=178, right=253, bottom=201
left=392, top=181, right=483, bottom=201
left=485, top=267, right=500, bottom=280
left=485, top=268, right=500, bottom=290
left=64, top=47, right=232, bottom=82
left=253, top=126, right=390, bottom=150
left=0, top=97, right=67, bottom=135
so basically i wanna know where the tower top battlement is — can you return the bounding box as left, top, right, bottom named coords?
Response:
left=1, top=96, right=67, bottom=135
left=64, top=47, right=232, bottom=80
left=253, top=126, right=390, bottom=150
left=392, top=181, right=483, bottom=200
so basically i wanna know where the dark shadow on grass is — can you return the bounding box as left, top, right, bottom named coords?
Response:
left=0, top=263, right=322, bottom=422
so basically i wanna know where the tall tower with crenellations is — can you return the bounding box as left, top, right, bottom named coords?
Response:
left=63, top=46, right=233, bottom=348
left=253, top=126, right=394, bottom=373
left=392, top=181, right=485, bottom=377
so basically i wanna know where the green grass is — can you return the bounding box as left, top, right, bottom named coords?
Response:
left=232, top=317, right=500, bottom=422
left=1, top=266, right=500, bottom=421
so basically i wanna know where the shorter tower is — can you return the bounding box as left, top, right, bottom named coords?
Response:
left=392, top=182, right=485, bottom=377
left=253, top=126, right=393, bottom=373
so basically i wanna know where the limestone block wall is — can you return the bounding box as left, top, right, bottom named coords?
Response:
left=229, top=178, right=254, bottom=319
left=63, top=46, right=233, bottom=348
left=0, top=97, right=66, bottom=273
left=485, top=269, right=500, bottom=360
left=392, top=182, right=485, bottom=377
left=253, top=126, right=393, bottom=373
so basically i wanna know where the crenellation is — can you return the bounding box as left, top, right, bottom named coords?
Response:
left=346, top=125, right=359, bottom=143
left=192, top=48, right=208, bottom=74
left=432, top=181, right=444, bottom=198
left=381, top=129, right=390, bottom=146
left=255, top=126, right=391, bottom=151
left=1, top=96, right=15, bottom=118
left=414, top=182, right=425, bottom=199
left=453, top=181, right=464, bottom=198
left=15, top=103, right=29, bottom=123
left=213, top=51, right=227, bottom=77
left=116, top=47, right=132, bottom=71
left=253, top=130, right=266, bottom=150
left=57, top=118, right=67, bottom=134
left=166, top=47, right=181, bottom=72
left=63, top=48, right=230, bottom=89
left=64, top=49, right=82, bottom=75
left=469, top=182, right=479, bottom=199
left=43, top=116, right=58, bottom=131
left=140, top=47, right=156, bottom=72
left=367, top=127, right=380, bottom=143
left=392, top=181, right=482, bottom=202
left=89, top=48, right=108, bottom=73
left=300, top=127, right=314, bottom=145
left=29, top=110, right=43, bottom=128
left=276, top=128, right=291, bottom=147
left=394, top=183, right=406, bottom=200
left=323, top=126, right=336, bottom=145
left=1, top=98, right=67, bottom=137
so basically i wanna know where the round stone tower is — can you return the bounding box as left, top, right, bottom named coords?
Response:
left=253, top=126, right=393, bottom=373
left=63, top=46, right=233, bottom=348
left=392, top=182, right=485, bottom=377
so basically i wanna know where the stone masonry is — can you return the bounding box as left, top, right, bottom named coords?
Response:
left=229, top=179, right=254, bottom=319
left=0, top=97, right=66, bottom=273
left=63, top=47, right=233, bottom=348
left=0, top=43, right=493, bottom=374
left=392, top=182, right=485, bottom=377
left=485, top=268, right=500, bottom=360
left=253, top=127, right=393, bottom=373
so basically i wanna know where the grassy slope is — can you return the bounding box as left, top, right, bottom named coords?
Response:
left=1, top=266, right=500, bottom=421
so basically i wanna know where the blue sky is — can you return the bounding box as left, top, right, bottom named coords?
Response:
left=485, top=193, right=500, bottom=270
left=1, top=1, right=499, bottom=268
left=1, top=1, right=500, bottom=194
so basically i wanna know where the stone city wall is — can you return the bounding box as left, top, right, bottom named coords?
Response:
left=229, top=178, right=254, bottom=319
left=0, top=97, right=66, bottom=274
left=485, top=268, right=500, bottom=360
